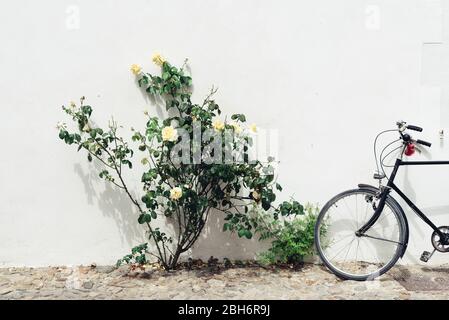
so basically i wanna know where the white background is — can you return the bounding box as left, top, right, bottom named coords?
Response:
left=2, top=0, right=449, bottom=266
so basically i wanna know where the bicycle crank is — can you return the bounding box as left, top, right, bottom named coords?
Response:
left=432, top=226, right=449, bottom=252
left=420, top=226, right=449, bottom=263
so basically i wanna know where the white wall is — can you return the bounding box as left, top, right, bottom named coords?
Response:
left=1, top=0, right=449, bottom=266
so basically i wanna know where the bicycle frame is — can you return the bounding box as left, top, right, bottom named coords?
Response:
left=357, top=158, right=449, bottom=240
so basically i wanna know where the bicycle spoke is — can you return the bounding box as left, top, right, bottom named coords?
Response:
left=343, top=238, right=356, bottom=262
left=361, top=233, right=402, bottom=245
left=329, top=233, right=353, bottom=246
left=343, top=198, right=357, bottom=226
left=363, top=200, right=370, bottom=224
left=330, top=203, right=358, bottom=230
left=329, top=236, right=356, bottom=261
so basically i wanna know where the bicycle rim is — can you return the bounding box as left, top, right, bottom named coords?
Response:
left=315, top=189, right=405, bottom=280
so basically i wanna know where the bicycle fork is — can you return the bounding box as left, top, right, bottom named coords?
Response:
left=360, top=158, right=404, bottom=236
left=356, top=188, right=390, bottom=236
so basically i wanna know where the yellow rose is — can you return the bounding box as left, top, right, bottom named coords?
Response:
left=82, top=122, right=91, bottom=132
left=56, top=121, right=67, bottom=130
left=170, top=187, right=183, bottom=200
left=251, top=190, right=260, bottom=201
left=249, top=123, right=257, bottom=133
left=212, top=119, right=225, bottom=131
left=88, top=143, right=100, bottom=153
left=152, top=53, right=166, bottom=66
left=161, top=126, right=178, bottom=142
left=230, top=121, right=242, bottom=134
left=130, top=64, right=142, bottom=75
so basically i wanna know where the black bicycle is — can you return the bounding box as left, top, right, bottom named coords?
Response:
left=314, top=121, right=449, bottom=281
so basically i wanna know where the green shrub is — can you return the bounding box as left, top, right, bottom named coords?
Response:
left=257, top=204, right=322, bottom=265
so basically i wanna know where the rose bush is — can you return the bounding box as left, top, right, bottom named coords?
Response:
left=57, top=55, right=305, bottom=270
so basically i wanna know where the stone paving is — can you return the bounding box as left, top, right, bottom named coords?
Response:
left=1, top=262, right=449, bottom=300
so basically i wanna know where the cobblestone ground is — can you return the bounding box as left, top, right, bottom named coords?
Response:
left=1, top=263, right=449, bottom=300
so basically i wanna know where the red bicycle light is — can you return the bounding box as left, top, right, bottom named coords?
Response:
left=405, top=143, right=415, bottom=156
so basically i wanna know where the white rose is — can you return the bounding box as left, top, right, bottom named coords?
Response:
left=212, top=119, right=225, bottom=131
left=252, top=190, right=260, bottom=201
left=170, top=187, right=183, bottom=200
left=162, top=126, right=178, bottom=142
left=230, top=121, right=242, bottom=134
left=56, top=121, right=67, bottom=130
left=249, top=123, right=257, bottom=133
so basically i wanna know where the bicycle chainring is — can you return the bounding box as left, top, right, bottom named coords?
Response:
left=432, top=226, right=449, bottom=252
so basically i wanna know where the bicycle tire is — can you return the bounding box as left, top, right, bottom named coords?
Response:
left=315, top=187, right=406, bottom=281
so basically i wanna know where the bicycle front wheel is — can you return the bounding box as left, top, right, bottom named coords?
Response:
left=315, top=188, right=406, bottom=281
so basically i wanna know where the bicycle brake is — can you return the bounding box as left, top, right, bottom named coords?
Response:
left=373, top=171, right=386, bottom=180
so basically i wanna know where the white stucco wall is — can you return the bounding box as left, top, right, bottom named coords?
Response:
left=2, top=0, right=449, bottom=267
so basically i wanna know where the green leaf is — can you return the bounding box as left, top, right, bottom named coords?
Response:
left=58, top=130, right=68, bottom=140
left=162, top=72, right=170, bottom=81
left=81, top=105, right=92, bottom=116
left=99, top=170, right=109, bottom=178
left=262, top=200, right=271, bottom=211
left=141, top=169, right=157, bottom=182
left=122, top=160, right=132, bottom=169
left=231, top=114, right=246, bottom=122
left=138, top=213, right=152, bottom=224
left=135, top=255, right=146, bottom=264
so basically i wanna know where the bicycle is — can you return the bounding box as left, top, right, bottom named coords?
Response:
left=314, top=121, right=449, bottom=281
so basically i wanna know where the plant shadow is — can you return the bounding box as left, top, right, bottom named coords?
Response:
left=189, top=209, right=270, bottom=263
left=73, top=162, right=144, bottom=246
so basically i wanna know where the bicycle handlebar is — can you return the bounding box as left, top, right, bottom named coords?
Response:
left=396, top=121, right=431, bottom=148
left=406, top=124, right=423, bottom=132
left=416, top=139, right=432, bottom=147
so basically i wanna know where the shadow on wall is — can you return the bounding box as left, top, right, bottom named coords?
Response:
left=135, top=76, right=166, bottom=120
left=73, top=162, right=144, bottom=246
left=189, top=209, right=270, bottom=262
left=402, top=166, right=423, bottom=238
left=73, top=161, right=268, bottom=261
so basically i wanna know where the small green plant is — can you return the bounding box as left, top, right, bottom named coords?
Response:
left=257, top=204, right=323, bottom=265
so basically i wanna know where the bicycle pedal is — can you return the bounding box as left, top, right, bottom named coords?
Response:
left=420, top=250, right=435, bottom=263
